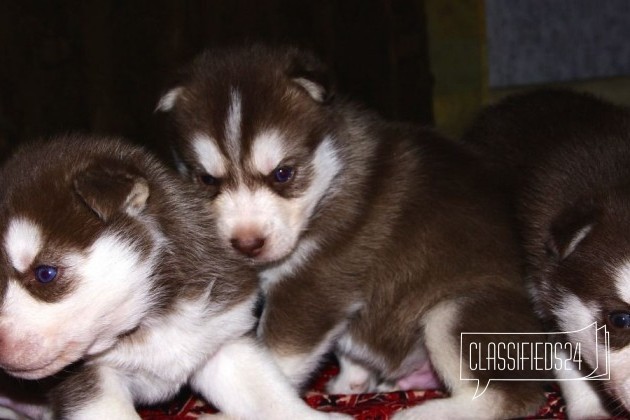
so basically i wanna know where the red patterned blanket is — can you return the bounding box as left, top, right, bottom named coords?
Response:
left=138, top=363, right=566, bottom=419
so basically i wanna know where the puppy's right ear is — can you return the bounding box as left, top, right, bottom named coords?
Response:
left=546, top=199, right=598, bottom=260
left=74, top=162, right=150, bottom=223
left=155, top=87, right=185, bottom=112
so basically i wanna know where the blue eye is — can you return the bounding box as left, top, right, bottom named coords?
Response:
left=198, top=173, right=219, bottom=186
left=608, top=311, right=630, bottom=329
left=273, top=166, right=294, bottom=183
left=34, top=265, right=58, bottom=284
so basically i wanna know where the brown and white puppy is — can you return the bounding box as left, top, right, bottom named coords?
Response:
left=462, top=89, right=630, bottom=418
left=0, top=134, right=339, bottom=420
left=157, top=45, right=549, bottom=418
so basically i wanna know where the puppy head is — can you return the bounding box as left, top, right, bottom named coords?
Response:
left=0, top=136, right=160, bottom=379
left=535, top=193, right=630, bottom=410
left=156, top=45, right=343, bottom=264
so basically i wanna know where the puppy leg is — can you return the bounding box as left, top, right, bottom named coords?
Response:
left=393, top=299, right=545, bottom=419
left=326, top=354, right=378, bottom=394
left=53, top=365, right=139, bottom=420
left=555, top=354, right=608, bottom=419
left=191, top=336, right=349, bottom=420
left=266, top=319, right=350, bottom=390
left=260, top=278, right=357, bottom=389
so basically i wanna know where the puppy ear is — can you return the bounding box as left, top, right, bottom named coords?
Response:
left=287, top=49, right=334, bottom=103
left=155, top=86, right=185, bottom=112
left=546, top=199, right=598, bottom=260
left=74, top=162, right=150, bottom=222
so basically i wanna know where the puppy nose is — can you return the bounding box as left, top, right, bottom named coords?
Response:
left=230, top=236, right=265, bottom=257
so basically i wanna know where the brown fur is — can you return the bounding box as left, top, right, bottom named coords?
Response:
left=160, top=45, right=548, bottom=416
left=462, top=89, right=630, bottom=416
left=0, top=135, right=258, bottom=417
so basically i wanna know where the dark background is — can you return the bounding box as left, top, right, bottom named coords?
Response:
left=0, top=0, right=434, bottom=162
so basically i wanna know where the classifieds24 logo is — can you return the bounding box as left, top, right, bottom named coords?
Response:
left=460, top=323, right=610, bottom=399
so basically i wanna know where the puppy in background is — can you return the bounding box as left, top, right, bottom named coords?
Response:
left=0, top=134, right=341, bottom=419
left=156, top=45, right=551, bottom=418
left=462, top=89, right=630, bottom=418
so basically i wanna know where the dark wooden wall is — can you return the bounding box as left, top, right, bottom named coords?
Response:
left=0, top=0, right=433, bottom=161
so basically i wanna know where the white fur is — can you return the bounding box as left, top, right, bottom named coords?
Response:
left=555, top=352, right=608, bottom=419
left=93, top=294, right=342, bottom=419
left=259, top=238, right=319, bottom=292
left=192, top=133, right=228, bottom=178
left=155, top=87, right=183, bottom=112
left=224, top=88, right=242, bottom=162
left=190, top=336, right=333, bottom=420
left=392, top=388, right=508, bottom=420
left=422, top=300, right=461, bottom=391
left=6, top=247, right=334, bottom=419
left=0, top=233, right=156, bottom=379
left=71, top=366, right=138, bottom=420
left=552, top=293, right=618, bottom=416
left=99, top=296, right=255, bottom=405
left=552, top=294, right=600, bottom=368
left=335, top=335, right=387, bottom=378
left=326, top=354, right=376, bottom=394
left=3, top=218, right=43, bottom=273
left=563, top=224, right=593, bottom=259
left=607, top=261, right=630, bottom=411
left=615, top=260, right=630, bottom=305
left=609, top=339, right=630, bottom=411
left=250, top=130, right=287, bottom=175
left=293, top=78, right=326, bottom=102
left=395, top=300, right=512, bottom=418
left=215, top=186, right=296, bottom=262
left=298, top=137, right=343, bottom=224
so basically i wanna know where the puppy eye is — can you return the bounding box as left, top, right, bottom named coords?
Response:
left=608, top=311, right=630, bottom=329
left=34, top=265, right=58, bottom=284
left=273, top=166, right=294, bottom=183
left=197, top=173, right=220, bottom=186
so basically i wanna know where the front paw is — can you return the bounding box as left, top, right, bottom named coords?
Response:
left=326, top=366, right=377, bottom=394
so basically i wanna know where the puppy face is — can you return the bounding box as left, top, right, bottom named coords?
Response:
left=0, top=138, right=159, bottom=379
left=536, top=195, right=630, bottom=409
left=157, top=47, right=342, bottom=264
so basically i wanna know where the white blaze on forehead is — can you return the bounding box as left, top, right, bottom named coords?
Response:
left=4, top=218, right=43, bottom=273
left=250, top=130, right=287, bottom=174
left=224, top=88, right=242, bottom=161
left=614, top=261, right=630, bottom=305
left=192, top=134, right=228, bottom=177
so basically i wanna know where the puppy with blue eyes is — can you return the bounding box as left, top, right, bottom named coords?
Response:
left=0, top=134, right=343, bottom=420
left=462, top=89, right=630, bottom=418
left=156, top=45, right=550, bottom=418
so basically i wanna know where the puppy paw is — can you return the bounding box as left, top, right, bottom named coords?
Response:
left=326, top=367, right=376, bottom=394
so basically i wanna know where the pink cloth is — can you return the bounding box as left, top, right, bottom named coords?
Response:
left=396, top=361, right=442, bottom=390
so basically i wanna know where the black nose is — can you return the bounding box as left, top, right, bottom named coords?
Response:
left=230, top=236, right=265, bottom=258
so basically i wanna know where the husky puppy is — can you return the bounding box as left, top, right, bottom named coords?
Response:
left=156, top=45, right=549, bottom=418
left=462, top=89, right=630, bottom=417
left=0, top=134, right=339, bottom=419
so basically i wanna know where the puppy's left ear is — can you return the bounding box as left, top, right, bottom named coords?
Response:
left=287, top=49, right=335, bottom=104
left=74, top=162, right=150, bottom=222
left=546, top=198, right=598, bottom=260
